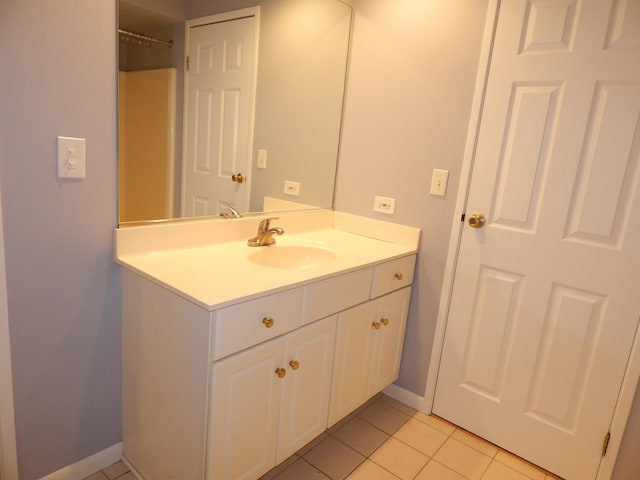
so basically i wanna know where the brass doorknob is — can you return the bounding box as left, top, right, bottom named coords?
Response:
left=231, top=173, right=245, bottom=183
left=289, top=360, right=300, bottom=370
left=275, top=368, right=286, bottom=378
left=262, top=317, right=274, bottom=328
left=468, top=213, right=486, bottom=228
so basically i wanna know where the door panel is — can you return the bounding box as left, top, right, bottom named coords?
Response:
left=434, top=1, right=640, bottom=479
left=277, top=317, right=337, bottom=463
left=183, top=14, right=256, bottom=217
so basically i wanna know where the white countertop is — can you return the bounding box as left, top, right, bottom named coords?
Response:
left=116, top=211, right=420, bottom=310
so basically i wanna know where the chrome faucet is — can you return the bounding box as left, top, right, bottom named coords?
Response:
left=248, top=217, right=284, bottom=247
left=219, top=203, right=242, bottom=219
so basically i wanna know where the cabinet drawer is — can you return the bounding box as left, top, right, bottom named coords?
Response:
left=370, top=255, right=415, bottom=298
left=302, top=268, right=372, bottom=325
left=213, top=288, right=303, bottom=360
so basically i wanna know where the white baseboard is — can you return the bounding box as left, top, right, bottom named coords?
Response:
left=39, top=443, right=122, bottom=480
left=120, top=457, right=144, bottom=480
left=383, top=383, right=425, bottom=412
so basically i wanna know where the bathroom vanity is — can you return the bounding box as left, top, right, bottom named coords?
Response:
left=116, top=211, right=419, bottom=480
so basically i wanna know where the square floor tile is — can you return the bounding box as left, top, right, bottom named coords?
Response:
left=303, top=436, right=365, bottom=480
left=82, top=473, right=107, bottom=480
left=357, top=399, right=410, bottom=434
left=103, top=461, right=129, bottom=480
left=378, top=395, right=417, bottom=416
left=260, top=455, right=299, bottom=480
left=268, top=458, right=330, bottom=480
left=327, top=414, right=354, bottom=435
left=114, top=474, right=136, bottom=480
left=297, top=432, right=329, bottom=456
left=346, top=459, right=401, bottom=480
left=412, top=412, right=456, bottom=435
left=370, top=437, right=428, bottom=480
left=415, top=460, right=467, bottom=480
left=332, top=417, right=389, bottom=456
left=482, top=461, right=532, bottom=480
left=452, top=429, right=499, bottom=457
left=433, top=437, right=492, bottom=480
left=393, top=417, right=449, bottom=457
left=494, top=451, right=546, bottom=480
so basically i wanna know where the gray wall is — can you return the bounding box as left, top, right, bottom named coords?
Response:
left=0, top=1, right=121, bottom=479
left=0, top=0, right=638, bottom=478
left=336, top=0, right=489, bottom=395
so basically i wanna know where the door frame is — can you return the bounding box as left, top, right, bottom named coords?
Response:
left=0, top=182, right=18, bottom=479
left=181, top=7, right=260, bottom=217
left=421, top=1, right=640, bottom=478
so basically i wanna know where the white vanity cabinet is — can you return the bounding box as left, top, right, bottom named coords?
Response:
left=208, top=316, right=337, bottom=480
left=328, top=287, right=411, bottom=426
left=121, top=250, right=416, bottom=480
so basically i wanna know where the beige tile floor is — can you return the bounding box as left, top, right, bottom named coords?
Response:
left=85, top=394, right=562, bottom=480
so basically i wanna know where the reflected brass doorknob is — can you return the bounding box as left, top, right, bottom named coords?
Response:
left=468, top=213, right=486, bottom=228
left=231, top=173, right=245, bottom=183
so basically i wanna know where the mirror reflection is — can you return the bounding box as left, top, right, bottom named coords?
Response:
left=118, top=0, right=352, bottom=224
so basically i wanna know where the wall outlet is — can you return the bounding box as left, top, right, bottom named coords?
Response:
left=284, top=180, right=300, bottom=196
left=373, top=196, right=396, bottom=214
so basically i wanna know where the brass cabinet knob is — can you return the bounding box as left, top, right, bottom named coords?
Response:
left=262, top=317, right=274, bottom=328
left=231, top=173, right=245, bottom=183
left=381, top=318, right=390, bottom=326
left=468, top=213, right=486, bottom=228
left=394, top=273, right=403, bottom=281
left=372, top=321, right=381, bottom=330
left=289, top=360, right=300, bottom=370
left=275, top=368, right=286, bottom=378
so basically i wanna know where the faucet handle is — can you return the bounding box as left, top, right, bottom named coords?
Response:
left=259, top=217, right=280, bottom=231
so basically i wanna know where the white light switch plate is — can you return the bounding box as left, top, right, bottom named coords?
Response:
left=430, top=169, right=449, bottom=196
left=257, top=149, right=267, bottom=169
left=57, top=136, right=86, bottom=179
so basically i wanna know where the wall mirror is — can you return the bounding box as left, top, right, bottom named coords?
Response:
left=118, top=0, right=352, bottom=225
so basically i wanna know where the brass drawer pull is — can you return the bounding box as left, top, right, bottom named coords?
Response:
left=381, top=317, right=390, bottom=326
left=372, top=321, right=381, bottom=330
left=289, top=360, right=300, bottom=370
left=275, top=368, right=286, bottom=378
left=394, top=273, right=403, bottom=281
left=262, top=317, right=274, bottom=328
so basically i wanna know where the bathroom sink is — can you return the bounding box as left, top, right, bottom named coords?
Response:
left=248, top=245, right=337, bottom=269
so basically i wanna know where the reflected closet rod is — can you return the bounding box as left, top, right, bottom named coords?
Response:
left=118, top=29, right=173, bottom=48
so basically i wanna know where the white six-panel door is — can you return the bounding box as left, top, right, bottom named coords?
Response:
left=182, top=10, right=257, bottom=217
left=434, top=1, right=640, bottom=479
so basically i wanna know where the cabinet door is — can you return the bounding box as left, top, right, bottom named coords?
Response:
left=208, top=338, right=285, bottom=480
left=277, top=316, right=337, bottom=463
left=369, top=287, right=411, bottom=396
left=328, top=301, right=378, bottom=426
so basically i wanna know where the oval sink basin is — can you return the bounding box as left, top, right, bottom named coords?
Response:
left=248, top=245, right=337, bottom=269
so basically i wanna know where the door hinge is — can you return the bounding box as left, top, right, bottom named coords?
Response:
left=602, top=431, right=611, bottom=456
left=186, top=55, right=190, bottom=71
left=461, top=213, right=466, bottom=222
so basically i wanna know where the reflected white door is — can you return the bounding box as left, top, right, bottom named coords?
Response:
left=182, top=13, right=257, bottom=217
left=434, top=1, right=640, bottom=479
